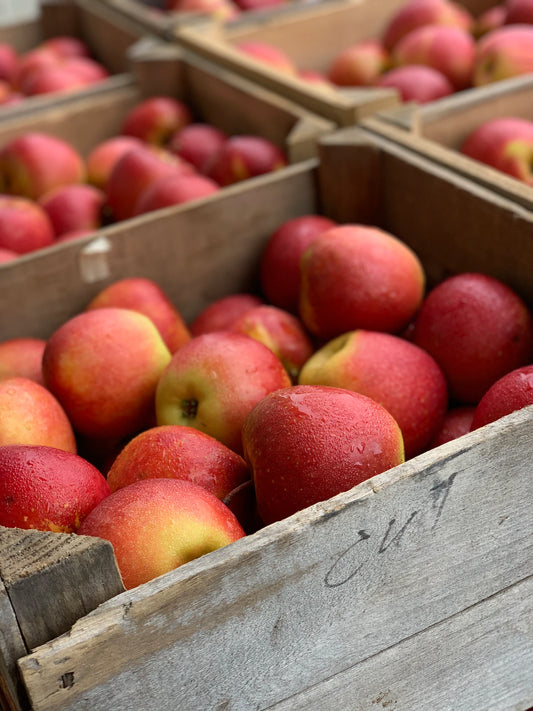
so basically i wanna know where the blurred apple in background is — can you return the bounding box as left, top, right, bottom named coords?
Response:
left=260, top=214, right=337, bottom=313
left=473, top=24, right=533, bottom=85
left=0, top=377, right=77, bottom=451
left=189, top=293, right=264, bottom=336
left=85, top=277, right=191, bottom=354
left=0, top=43, right=19, bottom=84
left=134, top=172, right=220, bottom=215
left=299, top=224, right=426, bottom=340
left=0, top=132, right=85, bottom=201
left=470, top=364, right=533, bottom=430
left=39, top=183, right=105, bottom=237
left=86, top=136, right=144, bottom=191
left=505, top=0, right=533, bottom=24
left=121, top=96, right=193, bottom=146
left=168, top=123, right=228, bottom=174
left=243, top=384, right=405, bottom=525
left=460, top=117, right=533, bottom=185
left=41, top=36, right=92, bottom=60
left=327, top=40, right=389, bottom=87
left=43, top=307, right=172, bottom=440
left=473, top=5, right=508, bottom=36
left=0, top=444, right=110, bottom=533
left=379, top=64, right=454, bottom=103
left=208, top=135, right=287, bottom=186
left=299, top=330, right=448, bottom=458
left=413, top=272, right=533, bottom=403
left=427, top=405, right=476, bottom=448
left=0, top=195, right=55, bottom=254
left=166, top=0, right=240, bottom=21
left=0, top=337, right=46, bottom=384
left=235, top=41, right=297, bottom=75
left=0, top=247, right=17, bottom=262
left=106, top=424, right=250, bottom=499
left=78, top=478, right=245, bottom=589
left=156, top=331, right=291, bottom=453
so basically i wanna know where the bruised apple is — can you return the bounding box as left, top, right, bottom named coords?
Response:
left=155, top=331, right=291, bottom=453
left=106, top=425, right=250, bottom=499
left=78, top=478, right=245, bottom=589
left=0, top=444, right=110, bottom=533
left=242, top=385, right=405, bottom=525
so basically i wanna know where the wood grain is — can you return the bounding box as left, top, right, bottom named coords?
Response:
left=16, top=406, right=533, bottom=710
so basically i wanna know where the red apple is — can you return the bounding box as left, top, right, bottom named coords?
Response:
left=413, top=272, right=533, bottom=403
left=235, top=41, right=297, bottom=75
left=106, top=424, right=250, bottom=498
left=41, top=36, right=92, bottom=60
left=0, top=195, right=54, bottom=254
left=474, top=24, right=533, bottom=85
left=382, top=0, right=473, bottom=51
left=23, top=64, right=88, bottom=96
left=260, top=214, right=337, bottom=313
left=134, top=172, right=220, bottom=215
left=242, top=384, right=405, bottom=525
left=15, top=48, right=59, bottom=93
left=189, top=293, right=264, bottom=336
left=78, top=478, right=245, bottom=589
left=166, top=0, right=240, bottom=20
left=378, top=64, right=454, bottom=103
left=298, top=69, right=334, bottom=90
left=427, top=405, right=476, bottom=447
left=54, top=228, right=96, bottom=244
left=0, top=337, right=46, bottom=384
left=168, top=123, right=228, bottom=174
left=0, top=377, right=77, bottom=452
left=155, top=331, right=291, bottom=453
left=392, top=24, right=476, bottom=90
left=42, top=307, right=172, bottom=439
left=230, top=304, right=314, bottom=382
left=505, top=0, right=533, bottom=24
left=473, top=5, right=508, bottom=37
left=460, top=117, right=533, bottom=185
left=222, top=479, right=262, bottom=535
left=208, top=135, right=287, bottom=186
left=61, top=56, right=110, bottom=85
left=121, top=96, right=193, bottom=146
left=0, top=43, right=19, bottom=84
left=299, top=224, right=426, bottom=340
left=328, top=40, right=389, bottom=87
left=0, top=247, right=17, bottom=263
left=0, top=132, right=85, bottom=201
left=39, top=183, right=105, bottom=237
left=470, top=364, right=533, bottom=430
left=299, top=330, right=448, bottom=458
left=85, top=277, right=191, bottom=354
left=86, top=136, right=144, bottom=191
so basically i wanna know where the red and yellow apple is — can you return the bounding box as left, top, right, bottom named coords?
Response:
left=327, top=40, right=389, bottom=87
left=121, top=96, right=193, bottom=146
left=39, top=183, right=105, bottom=237
left=473, top=24, right=533, bottom=85
left=0, top=337, right=46, bottom=383
left=0, top=195, right=54, bottom=254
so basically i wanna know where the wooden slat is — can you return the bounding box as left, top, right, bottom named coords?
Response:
left=0, top=579, right=28, bottom=711
left=16, top=406, right=533, bottom=710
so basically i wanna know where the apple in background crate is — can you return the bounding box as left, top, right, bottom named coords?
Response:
left=0, top=195, right=54, bottom=254
left=0, top=337, right=46, bottom=384
left=473, top=24, right=533, bottom=85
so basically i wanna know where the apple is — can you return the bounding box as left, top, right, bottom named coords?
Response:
left=86, top=136, right=144, bottom=191
left=85, top=277, right=191, bottom=354
left=473, top=24, right=533, bottom=85
left=0, top=247, right=17, bottom=263
left=327, top=40, right=389, bottom=87
left=0, top=195, right=55, bottom=254
left=0, top=377, right=77, bottom=452
left=299, top=224, right=426, bottom=340
left=105, top=145, right=187, bottom=221
left=42, top=36, right=92, bottom=60
left=155, top=331, right=291, bottom=453
left=299, top=330, right=448, bottom=458
left=413, top=272, right=533, bottom=403
left=0, top=444, right=110, bottom=533
left=189, top=293, right=264, bottom=336
left=42, top=307, right=172, bottom=440
left=55, top=228, right=96, bottom=244
left=392, top=24, right=476, bottom=90
left=168, top=123, right=228, bottom=174
left=222, top=479, right=262, bottom=535
left=460, top=117, right=533, bottom=185
left=242, top=384, right=405, bottom=525
left=470, top=364, right=533, bottom=430
left=106, top=424, right=250, bottom=499
left=15, top=48, right=59, bottom=93
left=121, top=96, right=193, bottom=146
left=260, top=214, right=337, bottom=313
left=427, top=405, right=476, bottom=447
left=0, top=83, right=23, bottom=107
left=233, top=0, right=283, bottom=10
left=297, top=69, right=334, bottom=90
left=235, top=41, right=297, bottom=75
left=0, top=337, right=46, bottom=384
left=23, top=64, right=88, bottom=96
left=0, top=43, right=19, bottom=84
left=60, top=57, right=110, bottom=85
left=166, top=0, right=240, bottom=20
left=473, top=5, right=508, bottom=37
left=382, top=0, right=474, bottom=52
left=208, top=135, right=287, bottom=186
left=0, top=132, right=85, bottom=201
left=78, top=478, right=245, bottom=589
left=39, top=183, right=105, bottom=237
left=505, top=0, right=533, bottom=24
left=378, top=64, right=454, bottom=103
left=230, top=304, right=314, bottom=382
left=134, top=172, right=220, bottom=215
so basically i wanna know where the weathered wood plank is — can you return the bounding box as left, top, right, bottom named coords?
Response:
left=16, top=406, right=533, bottom=711
left=0, top=579, right=28, bottom=711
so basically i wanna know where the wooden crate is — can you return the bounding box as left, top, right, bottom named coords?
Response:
left=175, top=0, right=501, bottom=126
left=362, top=73, right=533, bottom=210
left=0, top=0, right=150, bottom=122
left=0, top=126, right=532, bottom=711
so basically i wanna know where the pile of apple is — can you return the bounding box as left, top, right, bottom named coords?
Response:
left=1, top=214, right=532, bottom=590
left=235, top=0, right=533, bottom=103
left=0, top=95, right=287, bottom=261
left=0, top=35, right=110, bottom=109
